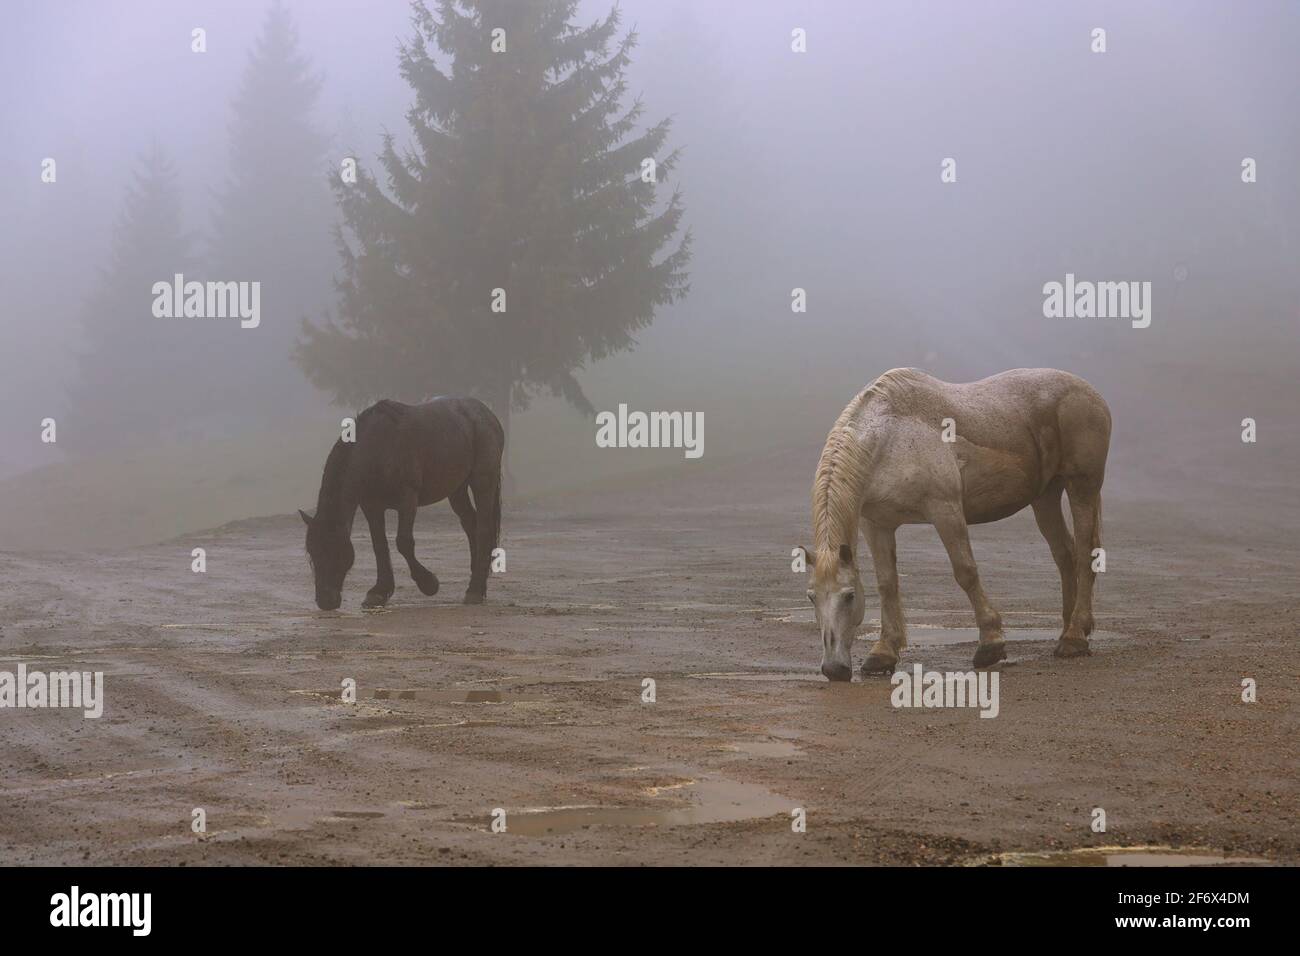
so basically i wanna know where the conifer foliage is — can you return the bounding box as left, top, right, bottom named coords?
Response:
left=208, top=0, right=332, bottom=418
left=69, top=144, right=195, bottom=448
left=297, top=0, right=691, bottom=443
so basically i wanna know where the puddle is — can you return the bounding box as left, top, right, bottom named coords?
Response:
left=983, top=846, right=1271, bottom=867
left=715, top=740, right=803, bottom=758
left=267, top=808, right=390, bottom=831
left=910, top=627, right=1121, bottom=647
left=160, top=623, right=242, bottom=631
left=772, top=609, right=816, bottom=624
left=482, top=778, right=790, bottom=837
left=688, top=671, right=821, bottom=682
left=768, top=609, right=1119, bottom=644
left=292, top=687, right=542, bottom=704
left=644, top=602, right=745, bottom=612
left=371, top=688, right=541, bottom=703
left=692, top=632, right=1124, bottom=684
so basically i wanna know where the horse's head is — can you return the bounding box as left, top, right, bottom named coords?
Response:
left=803, top=543, right=866, bottom=681
left=300, top=509, right=354, bottom=610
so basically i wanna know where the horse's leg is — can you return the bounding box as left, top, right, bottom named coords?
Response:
left=1059, top=478, right=1102, bottom=657
left=861, top=521, right=906, bottom=674
left=929, top=503, right=1006, bottom=667
left=395, top=491, right=439, bottom=597
left=448, top=483, right=478, bottom=586
left=1030, top=481, right=1076, bottom=633
left=463, top=472, right=499, bottom=605
left=361, top=502, right=395, bottom=608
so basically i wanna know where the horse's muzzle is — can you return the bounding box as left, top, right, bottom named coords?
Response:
left=316, top=591, right=342, bottom=611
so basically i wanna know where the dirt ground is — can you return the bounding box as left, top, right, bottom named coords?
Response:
left=0, top=441, right=1295, bottom=866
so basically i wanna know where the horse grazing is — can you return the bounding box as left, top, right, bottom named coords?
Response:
left=803, top=368, right=1111, bottom=681
left=300, top=397, right=503, bottom=610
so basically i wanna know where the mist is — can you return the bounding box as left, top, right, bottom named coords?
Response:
left=1, top=0, right=1297, bottom=880
left=2, top=0, right=1296, bottom=548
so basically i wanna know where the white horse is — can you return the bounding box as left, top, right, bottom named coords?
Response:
left=803, top=368, right=1111, bottom=681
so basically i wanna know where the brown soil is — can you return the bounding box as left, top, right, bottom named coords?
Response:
left=0, top=443, right=1295, bottom=865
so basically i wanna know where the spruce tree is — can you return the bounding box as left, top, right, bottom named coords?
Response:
left=68, top=143, right=196, bottom=450
left=297, top=0, right=691, bottom=449
left=208, top=0, right=332, bottom=422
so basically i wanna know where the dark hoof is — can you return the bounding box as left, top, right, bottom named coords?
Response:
left=414, top=571, right=440, bottom=596
left=821, top=662, right=852, bottom=682
left=463, top=590, right=486, bottom=605
left=1054, top=637, right=1091, bottom=658
left=973, top=639, right=1007, bottom=668
left=859, top=652, right=898, bottom=676
left=362, top=590, right=392, bottom=609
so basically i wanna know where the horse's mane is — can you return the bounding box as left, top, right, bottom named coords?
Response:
left=812, top=369, right=919, bottom=579
left=315, top=438, right=355, bottom=524
left=311, top=401, right=406, bottom=534
left=359, top=399, right=404, bottom=426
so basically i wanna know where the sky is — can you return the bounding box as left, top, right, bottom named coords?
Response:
left=1, top=0, right=1296, bottom=487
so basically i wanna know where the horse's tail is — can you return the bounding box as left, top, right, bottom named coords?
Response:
left=1093, top=496, right=1102, bottom=553
left=488, top=467, right=502, bottom=553
left=481, top=405, right=504, bottom=554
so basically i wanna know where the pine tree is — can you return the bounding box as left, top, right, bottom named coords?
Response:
left=208, top=0, right=332, bottom=422
left=67, top=143, right=196, bottom=450
left=297, top=0, right=691, bottom=450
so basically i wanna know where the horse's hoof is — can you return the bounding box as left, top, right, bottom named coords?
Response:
left=362, top=591, right=392, bottom=609
left=973, top=639, right=1007, bottom=668
left=414, top=572, right=440, bottom=596
left=463, top=591, right=485, bottom=605
left=860, top=652, right=898, bottom=675
left=1054, top=636, right=1091, bottom=658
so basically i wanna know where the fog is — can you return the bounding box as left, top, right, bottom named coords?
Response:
left=2, top=0, right=1296, bottom=547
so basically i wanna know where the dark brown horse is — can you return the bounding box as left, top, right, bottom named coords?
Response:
left=300, top=397, right=503, bottom=610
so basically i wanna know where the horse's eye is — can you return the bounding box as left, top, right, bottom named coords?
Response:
left=842, top=591, right=855, bottom=603
left=806, top=589, right=815, bottom=603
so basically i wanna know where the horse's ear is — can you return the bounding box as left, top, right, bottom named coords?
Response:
left=299, top=509, right=314, bottom=527
left=839, top=543, right=853, bottom=565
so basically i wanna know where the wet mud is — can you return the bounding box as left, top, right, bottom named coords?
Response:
left=0, top=445, right=1296, bottom=865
